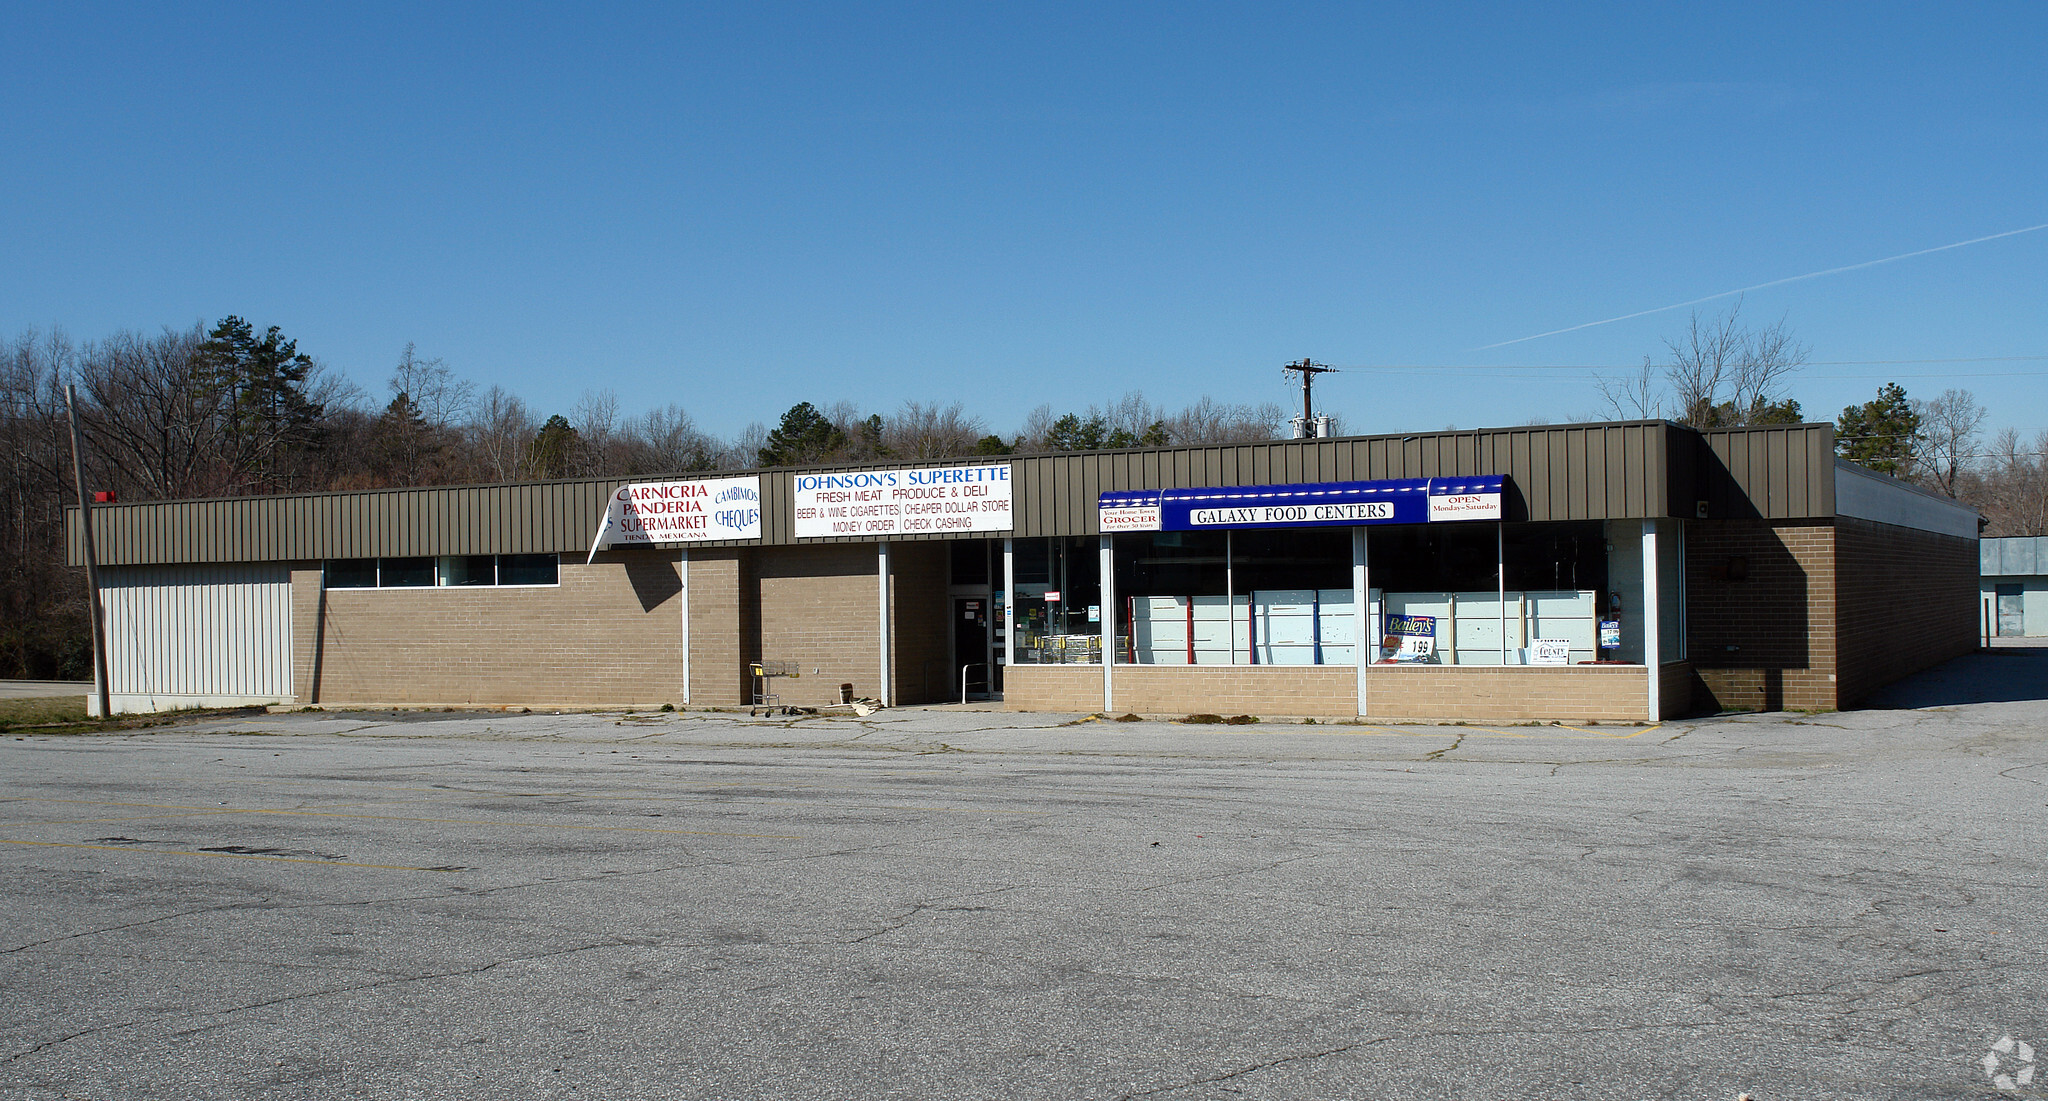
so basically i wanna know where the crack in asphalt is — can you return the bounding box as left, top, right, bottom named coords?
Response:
left=3, top=939, right=630, bottom=1064
left=1113, top=1039, right=1380, bottom=1099
left=1420, top=732, right=1467, bottom=761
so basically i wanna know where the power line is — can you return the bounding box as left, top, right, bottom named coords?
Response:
left=1334, top=355, right=2048, bottom=371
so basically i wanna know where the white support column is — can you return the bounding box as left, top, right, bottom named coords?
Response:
left=878, top=542, right=893, bottom=706
left=1225, top=530, right=1236, bottom=665
left=678, top=549, right=691, bottom=705
left=1642, top=519, right=1662, bottom=720
left=1100, top=534, right=1115, bottom=714
left=1498, top=523, right=1508, bottom=666
left=1003, top=538, right=1016, bottom=675
left=1353, top=526, right=1368, bottom=717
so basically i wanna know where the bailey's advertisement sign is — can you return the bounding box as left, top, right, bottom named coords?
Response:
left=587, top=476, right=761, bottom=560
left=793, top=463, right=1013, bottom=538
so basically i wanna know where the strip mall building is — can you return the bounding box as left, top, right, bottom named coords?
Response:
left=71, top=420, right=1980, bottom=721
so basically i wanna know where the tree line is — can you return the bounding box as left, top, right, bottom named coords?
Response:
left=6, top=311, right=2043, bottom=679
left=0, top=318, right=1288, bottom=677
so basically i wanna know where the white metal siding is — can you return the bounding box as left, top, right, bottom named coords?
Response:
left=101, top=565, right=292, bottom=697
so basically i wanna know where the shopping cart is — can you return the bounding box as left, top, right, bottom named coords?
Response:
left=750, top=660, right=799, bottom=711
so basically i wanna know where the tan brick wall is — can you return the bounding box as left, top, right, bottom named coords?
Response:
left=1365, top=664, right=1651, bottom=721
left=289, top=563, right=321, bottom=703
left=1686, top=520, right=1839, bottom=712
left=1834, top=516, right=1978, bottom=706
left=1112, top=665, right=1358, bottom=717
left=686, top=550, right=749, bottom=706
left=1003, top=664, right=1102, bottom=712
left=753, top=544, right=882, bottom=707
left=1004, top=661, right=1659, bottom=720
left=691, top=541, right=957, bottom=708
left=303, top=551, right=685, bottom=707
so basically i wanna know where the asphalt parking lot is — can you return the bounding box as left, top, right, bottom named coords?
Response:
left=4, top=648, right=2046, bottom=1100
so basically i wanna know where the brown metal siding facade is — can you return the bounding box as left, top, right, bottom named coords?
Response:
left=1695, top=424, right=1836, bottom=521
left=70, top=421, right=1834, bottom=567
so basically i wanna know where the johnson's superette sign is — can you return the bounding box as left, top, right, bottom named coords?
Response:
left=587, top=476, right=762, bottom=560
left=1097, top=475, right=1505, bottom=532
left=793, top=463, right=1012, bottom=538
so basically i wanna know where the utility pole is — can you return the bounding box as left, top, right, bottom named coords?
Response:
left=65, top=385, right=111, bottom=719
left=1283, top=358, right=1337, bottom=438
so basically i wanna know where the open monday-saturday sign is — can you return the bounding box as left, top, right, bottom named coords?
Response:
left=793, top=463, right=1013, bottom=538
left=1098, top=475, right=1505, bottom=532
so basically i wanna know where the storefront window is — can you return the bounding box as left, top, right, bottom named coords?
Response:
left=1111, top=529, right=1352, bottom=666
left=1001, top=520, right=1681, bottom=669
left=1011, top=537, right=1102, bottom=663
left=1600, top=520, right=1686, bottom=664
left=1368, top=522, right=1612, bottom=666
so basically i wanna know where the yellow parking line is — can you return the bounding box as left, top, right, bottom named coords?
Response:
left=1553, top=724, right=1659, bottom=739
left=0, top=837, right=459, bottom=872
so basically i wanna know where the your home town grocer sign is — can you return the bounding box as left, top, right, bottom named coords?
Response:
left=1098, top=476, right=1504, bottom=532
left=793, top=463, right=1014, bottom=538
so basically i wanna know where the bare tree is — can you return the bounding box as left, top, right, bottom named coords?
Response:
left=569, top=389, right=621, bottom=477
left=1975, top=427, right=2048, bottom=536
left=820, top=400, right=888, bottom=461
left=1595, top=358, right=1663, bottom=420
left=627, top=403, right=720, bottom=474
left=1658, top=304, right=1808, bottom=427
left=377, top=344, right=474, bottom=485
left=389, top=344, right=472, bottom=431
left=1161, top=396, right=1285, bottom=445
left=72, top=324, right=241, bottom=498
left=468, top=385, right=536, bottom=482
left=1914, top=388, right=1987, bottom=498
left=1012, top=404, right=1059, bottom=453
left=721, top=421, right=769, bottom=470
left=883, top=400, right=984, bottom=460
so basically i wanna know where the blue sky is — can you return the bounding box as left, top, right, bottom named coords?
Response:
left=4, top=3, right=2043, bottom=441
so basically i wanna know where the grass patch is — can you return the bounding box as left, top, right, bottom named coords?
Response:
left=1223, top=714, right=1257, bottom=725
left=0, top=696, right=264, bottom=736
left=0, top=695, right=88, bottom=730
left=1112, top=713, right=1144, bottom=723
left=1180, top=713, right=1225, bottom=724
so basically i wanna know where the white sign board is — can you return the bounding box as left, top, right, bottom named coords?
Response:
left=792, top=463, right=1013, bottom=539
left=589, top=476, right=762, bottom=559
left=1531, top=638, right=1572, bottom=665
left=1427, top=489, right=1503, bottom=521
left=1098, top=503, right=1162, bottom=531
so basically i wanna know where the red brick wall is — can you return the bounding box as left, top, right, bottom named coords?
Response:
left=1685, top=520, right=1838, bottom=712
left=1834, top=516, right=1978, bottom=706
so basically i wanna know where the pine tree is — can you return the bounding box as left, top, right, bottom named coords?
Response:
left=1835, top=383, right=1920, bottom=476
left=758, top=403, right=847, bottom=466
left=191, top=316, right=324, bottom=489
